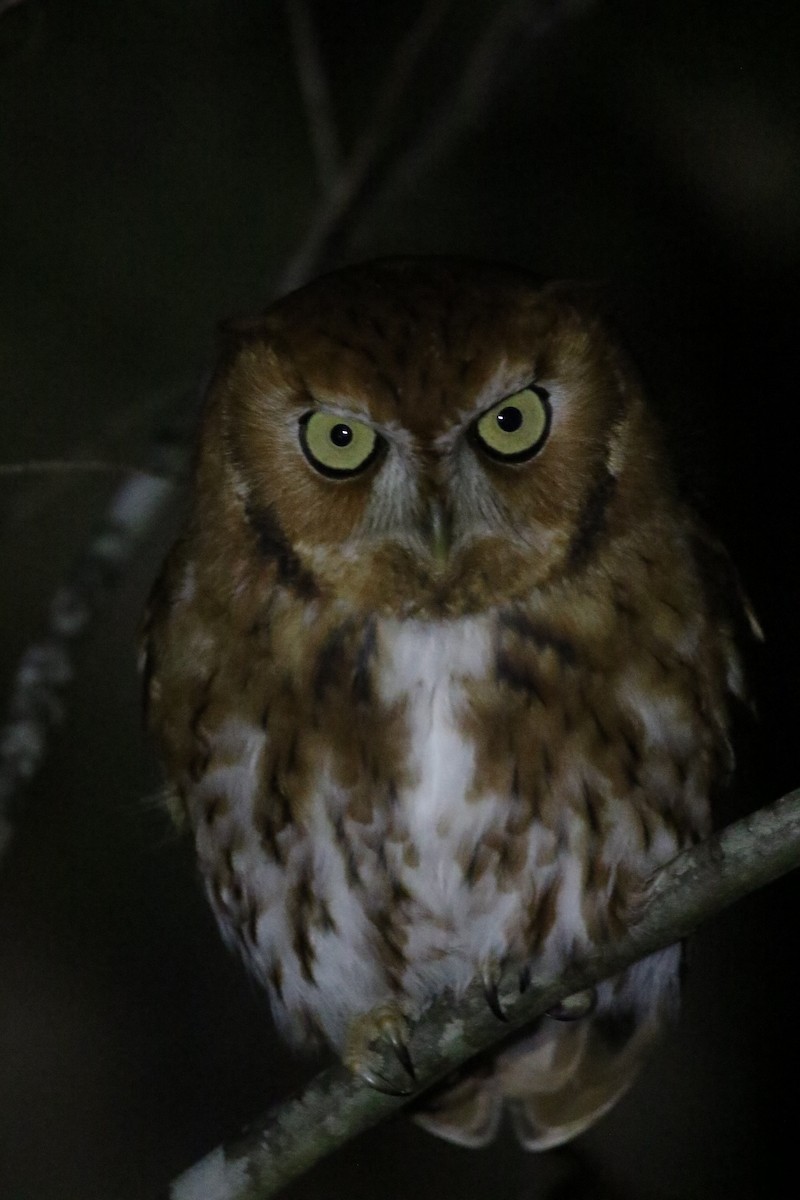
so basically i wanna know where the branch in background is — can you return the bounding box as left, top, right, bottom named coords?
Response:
left=276, top=0, right=455, bottom=294
left=0, top=428, right=187, bottom=862
left=281, top=0, right=342, bottom=195
left=279, top=0, right=595, bottom=292
left=0, top=460, right=171, bottom=479
left=167, top=790, right=800, bottom=1200
left=350, top=0, right=593, bottom=255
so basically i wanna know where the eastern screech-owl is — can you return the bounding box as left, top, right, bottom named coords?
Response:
left=143, top=258, right=749, bottom=1149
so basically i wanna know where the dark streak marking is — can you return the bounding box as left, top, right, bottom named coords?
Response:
left=258, top=815, right=284, bottom=865
left=464, top=842, right=484, bottom=887
left=245, top=503, right=318, bottom=598
left=291, top=867, right=317, bottom=984
left=333, top=814, right=362, bottom=888
left=296, top=870, right=313, bottom=911
left=567, top=468, right=616, bottom=571
left=313, top=622, right=353, bottom=701
left=527, top=879, right=560, bottom=951
left=373, top=908, right=408, bottom=971
left=621, top=729, right=643, bottom=786
left=675, top=756, right=689, bottom=788
left=499, top=611, right=578, bottom=667
left=204, top=795, right=224, bottom=825
left=659, top=597, right=683, bottom=618
left=495, top=652, right=545, bottom=702
left=317, top=899, right=337, bottom=934
left=582, top=782, right=601, bottom=835
left=293, top=926, right=316, bottom=984
left=650, top=649, right=674, bottom=674
left=352, top=618, right=376, bottom=704
left=613, top=592, right=638, bottom=620
left=268, top=770, right=293, bottom=830
left=390, top=876, right=412, bottom=905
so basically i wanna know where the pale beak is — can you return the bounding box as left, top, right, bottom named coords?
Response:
left=425, top=498, right=452, bottom=566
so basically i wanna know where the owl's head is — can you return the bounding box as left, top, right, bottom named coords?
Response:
left=194, top=258, right=672, bottom=618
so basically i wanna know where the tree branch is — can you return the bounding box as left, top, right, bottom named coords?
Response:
left=0, top=423, right=188, bottom=863
left=276, top=0, right=455, bottom=294
left=281, top=0, right=342, bottom=195
left=166, top=788, right=800, bottom=1200
left=349, top=0, right=591, bottom=253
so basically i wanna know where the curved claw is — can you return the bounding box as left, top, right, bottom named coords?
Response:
left=387, top=1028, right=416, bottom=1082
left=482, top=965, right=509, bottom=1022
left=357, top=1064, right=415, bottom=1096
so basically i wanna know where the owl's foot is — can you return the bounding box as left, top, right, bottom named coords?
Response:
left=345, top=1003, right=416, bottom=1095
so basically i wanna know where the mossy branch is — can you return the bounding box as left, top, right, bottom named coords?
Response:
left=166, top=788, right=800, bottom=1200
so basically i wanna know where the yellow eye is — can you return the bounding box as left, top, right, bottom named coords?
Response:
left=299, top=411, right=381, bottom=478
left=472, top=386, right=551, bottom=463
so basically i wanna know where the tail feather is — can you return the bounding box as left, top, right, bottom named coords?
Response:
left=413, top=1005, right=665, bottom=1150
left=413, top=1064, right=503, bottom=1148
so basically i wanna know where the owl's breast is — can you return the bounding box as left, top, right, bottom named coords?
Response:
left=181, top=587, right=721, bottom=1050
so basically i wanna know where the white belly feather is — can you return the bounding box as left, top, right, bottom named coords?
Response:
left=191, top=614, right=678, bottom=1049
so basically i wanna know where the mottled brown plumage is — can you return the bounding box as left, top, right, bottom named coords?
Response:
left=143, top=258, right=750, bottom=1148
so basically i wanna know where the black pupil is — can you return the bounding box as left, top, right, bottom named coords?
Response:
left=496, top=405, right=523, bottom=433
left=330, top=423, right=353, bottom=447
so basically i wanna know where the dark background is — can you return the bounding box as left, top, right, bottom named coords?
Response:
left=1, top=1, right=798, bottom=1197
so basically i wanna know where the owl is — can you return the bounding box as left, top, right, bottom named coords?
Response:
left=142, top=257, right=750, bottom=1149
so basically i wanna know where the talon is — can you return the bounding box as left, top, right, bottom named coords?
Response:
left=482, top=965, right=508, bottom=1022
left=519, top=964, right=531, bottom=993
left=344, top=1002, right=416, bottom=1095
left=358, top=1065, right=415, bottom=1096
left=547, top=987, right=597, bottom=1021
left=387, top=1029, right=416, bottom=1082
